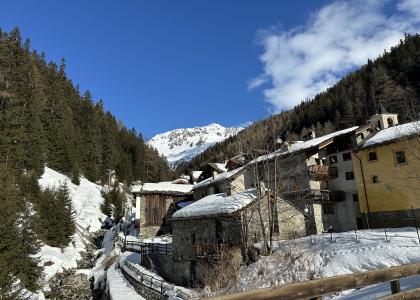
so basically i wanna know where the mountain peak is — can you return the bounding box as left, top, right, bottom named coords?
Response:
left=147, top=123, right=244, bottom=168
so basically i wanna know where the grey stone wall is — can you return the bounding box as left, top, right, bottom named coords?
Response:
left=172, top=217, right=243, bottom=261
left=151, top=253, right=191, bottom=287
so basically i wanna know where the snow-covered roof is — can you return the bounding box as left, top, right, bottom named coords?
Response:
left=130, top=184, right=142, bottom=193
left=191, top=171, right=203, bottom=180
left=360, top=121, right=420, bottom=149
left=172, top=178, right=190, bottom=184
left=193, top=166, right=245, bottom=190
left=209, top=162, right=228, bottom=173
left=140, top=182, right=193, bottom=195
left=250, top=126, right=359, bottom=164
left=172, top=189, right=257, bottom=219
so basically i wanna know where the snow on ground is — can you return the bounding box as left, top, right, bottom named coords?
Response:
left=107, top=261, right=145, bottom=300
left=34, top=167, right=106, bottom=288
left=120, top=253, right=196, bottom=300
left=90, top=226, right=120, bottom=290
left=329, top=275, right=420, bottom=299
left=211, top=228, right=420, bottom=298
left=39, top=167, right=106, bottom=232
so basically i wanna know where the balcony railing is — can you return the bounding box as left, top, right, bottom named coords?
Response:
left=311, top=189, right=345, bottom=202
left=308, top=165, right=338, bottom=180
left=281, top=189, right=345, bottom=203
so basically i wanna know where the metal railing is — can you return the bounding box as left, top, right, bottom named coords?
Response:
left=117, top=236, right=173, bottom=255
left=122, top=261, right=190, bottom=299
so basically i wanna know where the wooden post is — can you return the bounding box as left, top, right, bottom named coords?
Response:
left=390, top=279, right=400, bottom=294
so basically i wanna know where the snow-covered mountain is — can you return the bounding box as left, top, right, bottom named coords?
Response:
left=147, top=123, right=244, bottom=168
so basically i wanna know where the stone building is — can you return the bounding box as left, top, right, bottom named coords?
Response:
left=192, top=165, right=252, bottom=200
left=249, top=126, right=362, bottom=235
left=131, top=181, right=193, bottom=240
left=166, top=189, right=257, bottom=286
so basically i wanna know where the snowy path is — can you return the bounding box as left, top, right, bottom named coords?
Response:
left=107, top=263, right=145, bottom=300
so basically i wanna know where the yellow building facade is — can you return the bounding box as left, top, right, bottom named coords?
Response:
left=352, top=120, right=420, bottom=227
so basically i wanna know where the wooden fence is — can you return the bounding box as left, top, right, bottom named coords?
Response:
left=207, top=262, right=420, bottom=300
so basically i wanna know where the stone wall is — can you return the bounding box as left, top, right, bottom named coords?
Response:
left=151, top=253, right=191, bottom=286
left=172, top=217, right=243, bottom=261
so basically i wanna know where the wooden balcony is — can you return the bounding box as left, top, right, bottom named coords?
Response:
left=280, top=189, right=345, bottom=203
left=308, top=165, right=338, bottom=180
left=312, top=189, right=345, bottom=202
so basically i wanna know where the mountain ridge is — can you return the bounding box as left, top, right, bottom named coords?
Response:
left=147, top=123, right=244, bottom=168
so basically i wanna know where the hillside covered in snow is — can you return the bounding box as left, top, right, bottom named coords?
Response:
left=147, top=123, right=243, bottom=168
left=34, top=167, right=106, bottom=294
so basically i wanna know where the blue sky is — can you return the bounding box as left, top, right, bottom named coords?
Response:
left=1, top=0, right=419, bottom=138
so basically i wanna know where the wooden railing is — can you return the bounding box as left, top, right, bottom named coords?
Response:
left=206, top=262, right=420, bottom=300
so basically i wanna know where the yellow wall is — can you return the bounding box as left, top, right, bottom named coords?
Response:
left=352, top=137, right=420, bottom=213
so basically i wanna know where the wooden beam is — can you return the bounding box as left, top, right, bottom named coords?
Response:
left=206, top=263, right=420, bottom=300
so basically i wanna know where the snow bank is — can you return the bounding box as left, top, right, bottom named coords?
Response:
left=39, top=167, right=106, bottom=232
left=107, top=262, right=145, bottom=300
left=35, top=167, right=106, bottom=285
left=90, top=227, right=119, bottom=289
left=172, top=189, right=256, bottom=219
left=211, top=228, right=420, bottom=297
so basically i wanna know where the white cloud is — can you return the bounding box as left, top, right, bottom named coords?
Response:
left=250, top=0, right=420, bottom=112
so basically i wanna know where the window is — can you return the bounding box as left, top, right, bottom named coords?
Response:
left=345, top=171, right=355, bottom=180
left=329, top=155, right=338, bottom=164
left=368, top=151, right=377, bottom=161
left=342, top=152, right=351, bottom=161
left=322, top=203, right=334, bottom=214
left=387, top=118, right=394, bottom=127
left=352, top=194, right=359, bottom=202
left=371, top=175, right=379, bottom=184
left=395, top=150, right=406, bottom=165
left=191, top=233, right=196, bottom=245
left=377, top=120, right=381, bottom=129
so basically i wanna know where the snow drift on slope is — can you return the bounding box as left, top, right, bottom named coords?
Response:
left=207, top=228, right=420, bottom=297
left=36, top=167, right=106, bottom=283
